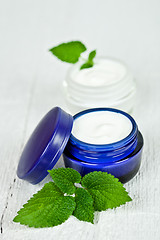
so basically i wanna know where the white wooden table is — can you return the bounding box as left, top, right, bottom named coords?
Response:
left=0, top=0, right=160, bottom=239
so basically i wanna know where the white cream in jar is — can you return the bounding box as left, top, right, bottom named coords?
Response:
left=64, top=57, right=136, bottom=114
left=70, top=58, right=127, bottom=87
left=72, top=110, right=133, bottom=145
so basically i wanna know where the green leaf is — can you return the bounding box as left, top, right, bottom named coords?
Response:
left=13, top=169, right=133, bottom=228
left=80, top=49, right=96, bottom=70
left=81, top=172, right=132, bottom=211
left=73, top=188, right=94, bottom=224
left=88, top=50, right=96, bottom=62
left=13, top=182, right=76, bottom=228
left=80, top=62, right=93, bottom=70
left=48, top=168, right=81, bottom=195
left=49, top=41, right=87, bottom=63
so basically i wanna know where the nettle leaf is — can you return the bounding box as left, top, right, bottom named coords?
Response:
left=49, top=41, right=86, bottom=63
left=80, top=49, right=96, bottom=70
left=80, top=62, right=93, bottom=70
left=81, top=172, right=132, bottom=211
left=14, top=168, right=133, bottom=228
left=73, top=188, right=94, bottom=224
left=13, top=182, right=76, bottom=228
left=48, top=168, right=81, bottom=195
left=88, top=50, right=96, bottom=62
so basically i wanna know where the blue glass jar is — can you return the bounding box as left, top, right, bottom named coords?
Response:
left=63, top=108, right=143, bottom=183
left=16, top=107, right=143, bottom=184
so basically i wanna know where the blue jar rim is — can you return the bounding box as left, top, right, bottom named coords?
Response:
left=69, top=108, right=138, bottom=151
left=64, top=131, right=143, bottom=167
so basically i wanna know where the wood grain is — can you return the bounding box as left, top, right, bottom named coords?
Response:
left=0, top=0, right=160, bottom=239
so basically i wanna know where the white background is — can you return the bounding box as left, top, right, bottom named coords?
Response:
left=0, top=0, right=160, bottom=239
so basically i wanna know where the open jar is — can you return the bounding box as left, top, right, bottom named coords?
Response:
left=16, top=107, right=143, bottom=185
left=63, top=108, right=143, bottom=183
left=63, top=57, right=136, bottom=114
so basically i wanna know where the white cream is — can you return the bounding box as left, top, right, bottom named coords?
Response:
left=72, top=111, right=132, bottom=145
left=70, top=58, right=127, bottom=87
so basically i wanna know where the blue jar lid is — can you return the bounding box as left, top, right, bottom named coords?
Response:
left=17, top=107, right=73, bottom=184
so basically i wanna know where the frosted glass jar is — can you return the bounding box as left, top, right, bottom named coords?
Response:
left=63, top=57, right=136, bottom=114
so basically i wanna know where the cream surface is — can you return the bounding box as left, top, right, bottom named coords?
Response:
left=72, top=111, right=132, bottom=144
left=70, top=58, right=127, bottom=87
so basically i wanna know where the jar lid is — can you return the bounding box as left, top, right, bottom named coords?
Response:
left=17, top=107, right=73, bottom=184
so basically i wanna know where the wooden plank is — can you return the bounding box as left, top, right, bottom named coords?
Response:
left=0, top=0, right=160, bottom=238
left=1, top=74, right=160, bottom=239
left=0, top=74, right=34, bottom=233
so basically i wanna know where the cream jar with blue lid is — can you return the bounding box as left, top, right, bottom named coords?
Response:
left=16, top=107, right=143, bottom=185
left=63, top=57, right=136, bottom=115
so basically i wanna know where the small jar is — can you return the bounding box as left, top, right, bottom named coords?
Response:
left=16, top=107, right=143, bottom=185
left=63, top=57, right=136, bottom=115
left=63, top=108, right=143, bottom=183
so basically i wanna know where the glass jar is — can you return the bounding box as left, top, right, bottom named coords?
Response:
left=63, top=57, right=136, bottom=115
left=63, top=108, right=143, bottom=183
left=16, top=106, right=143, bottom=184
